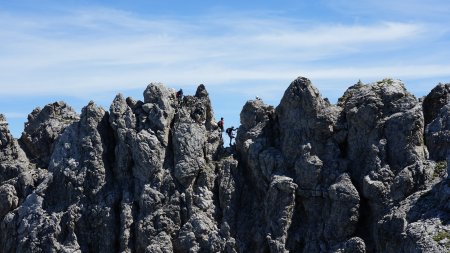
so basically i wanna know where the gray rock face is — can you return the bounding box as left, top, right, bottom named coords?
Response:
left=423, top=83, right=450, bottom=125
left=19, top=101, right=79, bottom=169
left=426, top=104, right=450, bottom=161
left=1, top=78, right=449, bottom=253
left=0, top=114, right=29, bottom=183
left=0, top=184, right=18, bottom=219
left=338, top=79, right=427, bottom=182
left=277, top=77, right=339, bottom=168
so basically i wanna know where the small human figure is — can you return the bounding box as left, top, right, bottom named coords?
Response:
left=176, top=89, right=184, bottom=105
left=217, top=117, right=224, bottom=139
left=226, top=126, right=237, bottom=146
left=218, top=117, right=224, bottom=131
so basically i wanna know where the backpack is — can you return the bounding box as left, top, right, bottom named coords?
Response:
left=226, top=128, right=232, bottom=134
left=218, top=121, right=223, bottom=128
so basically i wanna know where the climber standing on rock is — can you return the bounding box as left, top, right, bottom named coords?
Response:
left=176, top=89, right=183, bottom=106
left=226, top=126, right=237, bottom=146
left=217, top=117, right=224, bottom=139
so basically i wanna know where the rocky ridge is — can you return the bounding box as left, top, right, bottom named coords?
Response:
left=0, top=77, right=449, bottom=253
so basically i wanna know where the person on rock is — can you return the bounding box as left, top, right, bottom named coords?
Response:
left=176, top=89, right=183, bottom=106
left=218, top=117, right=224, bottom=132
left=217, top=117, right=224, bottom=140
left=226, top=126, right=237, bottom=146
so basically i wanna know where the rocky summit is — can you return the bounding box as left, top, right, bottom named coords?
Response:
left=0, top=77, right=449, bottom=253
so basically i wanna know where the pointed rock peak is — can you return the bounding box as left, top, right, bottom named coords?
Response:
left=0, top=114, right=6, bottom=124
left=111, top=93, right=130, bottom=110
left=126, top=96, right=140, bottom=109
left=423, top=82, right=450, bottom=125
left=27, top=101, right=78, bottom=122
left=52, top=101, right=65, bottom=107
left=373, top=78, right=409, bottom=96
left=279, top=76, right=328, bottom=114
left=19, top=101, right=79, bottom=168
left=82, top=101, right=106, bottom=121
left=289, top=76, right=319, bottom=95
left=338, top=80, right=366, bottom=106
left=293, top=76, right=310, bottom=84
left=86, top=100, right=97, bottom=109
left=143, top=82, right=165, bottom=101
left=110, top=93, right=128, bottom=114
left=110, top=93, right=136, bottom=130
left=338, top=78, right=413, bottom=109
left=0, top=115, right=11, bottom=137
left=1, top=114, right=29, bottom=181
left=434, top=82, right=450, bottom=91
left=195, top=84, right=209, bottom=98
left=240, top=99, right=274, bottom=129
left=114, top=93, right=125, bottom=101
left=284, top=77, right=323, bottom=102
left=143, top=82, right=176, bottom=109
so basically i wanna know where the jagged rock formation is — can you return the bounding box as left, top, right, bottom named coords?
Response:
left=423, top=83, right=450, bottom=126
left=19, top=101, right=79, bottom=169
left=424, top=84, right=450, bottom=162
left=0, top=114, right=30, bottom=183
left=0, top=77, right=449, bottom=253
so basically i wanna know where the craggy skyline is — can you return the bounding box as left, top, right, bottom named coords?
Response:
left=1, top=0, right=449, bottom=137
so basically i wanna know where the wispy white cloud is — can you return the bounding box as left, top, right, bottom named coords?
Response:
left=0, top=17, right=424, bottom=69
left=1, top=2, right=449, bottom=139
left=0, top=9, right=436, bottom=94
left=0, top=6, right=447, bottom=101
left=252, top=22, right=422, bottom=47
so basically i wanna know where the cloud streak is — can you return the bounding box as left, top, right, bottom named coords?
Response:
left=1, top=7, right=444, bottom=98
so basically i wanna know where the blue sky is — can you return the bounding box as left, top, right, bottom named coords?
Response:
left=1, top=0, right=450, bottom=138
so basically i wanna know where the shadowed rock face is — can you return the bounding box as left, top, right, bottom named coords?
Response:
left=19, top=101, right=79, bottom=169
left=423, top=83, right=450, bottom=126
left=0, top=77, right=449, bottom=253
